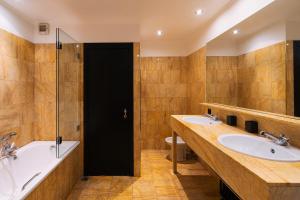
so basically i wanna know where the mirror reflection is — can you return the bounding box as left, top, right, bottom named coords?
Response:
left=206, top=1, right=300, bottom=117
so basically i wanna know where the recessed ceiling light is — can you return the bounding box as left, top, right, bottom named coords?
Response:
left=233, top=29, right=240, bottom=35
left=195, top=9, right=203, bottom=16
left=157, top=30, right=163, bottom=36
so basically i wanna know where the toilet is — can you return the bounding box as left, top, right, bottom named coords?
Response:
left=165, top=136, right=186, bottom=162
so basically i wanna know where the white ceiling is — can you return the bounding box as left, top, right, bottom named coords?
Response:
left=207, top=0, right=300, bottom=56
left=3, top=0, right=233, bottom=41
left=209, top=0, right=300, bottom=47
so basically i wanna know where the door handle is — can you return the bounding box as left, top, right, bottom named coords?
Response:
left=123, top=108, right=127, bottom=119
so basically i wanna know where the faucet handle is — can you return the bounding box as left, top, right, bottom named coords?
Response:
left=279, top=134, right=289, bottom=141
left=0, top=132, right=17, bottom=142
left=259, top=131, right=265, bottom=136
left=10, top=142, right=16, bottom=148
left=9, top=132, right=17, bottom=137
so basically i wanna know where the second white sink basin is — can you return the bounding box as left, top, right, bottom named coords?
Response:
left=218, top=134, right=300, bottom=162
left=182, top=116, right=222, bottom=126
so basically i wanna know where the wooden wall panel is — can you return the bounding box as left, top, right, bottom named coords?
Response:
left=140, top=47, right=207, bottom=149
left=34, top=44, right=82, bottom=141
left=140, top=57, right=188, bottom=149
left=186, top=47, right=207, bottom=115
left=0, top=28, right=35, bottom=147
left=25, top=146, right=81, bottom=200
left=202, top=103, right=300, bottom=148
left=34, top=44, right=56, bottom=140
left=206, top=42, right=288, bottom=115
left=133, top=43, right=141, bottom=176
left=237, top=42, right=287, bottom=114
left=206, top=56, right=238, bottom=106
left=286, top=41, right=294, bottom=116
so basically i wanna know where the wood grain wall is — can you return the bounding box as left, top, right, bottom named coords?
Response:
left=34, top=44, right=56, bottom=140
left=140, top=47, right=207, bottom=149
left=0, top=28, right=35, bottom=147
left=34, top=44, right=82, bottom=141
left=133, top=43, right=141, bottom=176
left=186, top=47, right=207, bottom=115
left=25, top=146, right=81, bottom=200
left=286, top=41, right=294, bottom=116
left=141, top=57, right=188, bottom=149
left=206, top=56, right=238, bottom=106
left=237, top=42, right=287, bottom=115
left=201, top=103, right=300, bottom=149
left=206, top=42, right=288, bottom=115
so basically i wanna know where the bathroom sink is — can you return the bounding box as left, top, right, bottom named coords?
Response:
left=218, top=134, right=300, bottom=162
left=182, top=116, right=222, bottom=126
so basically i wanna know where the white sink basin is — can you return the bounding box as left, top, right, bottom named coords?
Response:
left=182, top=116, right=222, bottom=126
left=218, top=134, right=300, bottom=162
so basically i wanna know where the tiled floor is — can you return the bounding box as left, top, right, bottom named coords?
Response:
left=67, top=150, right=220, bottom=200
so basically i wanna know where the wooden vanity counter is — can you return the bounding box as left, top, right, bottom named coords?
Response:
left=171, top=115, right=300, bottom=200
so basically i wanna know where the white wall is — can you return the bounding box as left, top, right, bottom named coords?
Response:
left=286, top=21, right=300, bottom=40
left=34, top=23, right=140, bottom=43
left=206, top=21, right=287, bottom=56
left=206, top=35, right=238, bottom=56
left=237, top=21, right=286, bottom=55
left=185, top=0, right=274, bottom=56
left=141, top=39, right=189, bottom=57
left=0, top=3, right=34, bottom=42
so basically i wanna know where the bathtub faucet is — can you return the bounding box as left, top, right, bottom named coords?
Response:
left=0, top=132, right=18, bottom=160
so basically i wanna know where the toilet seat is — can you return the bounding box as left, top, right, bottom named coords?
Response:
left=165, top=136, right=185, bottom=145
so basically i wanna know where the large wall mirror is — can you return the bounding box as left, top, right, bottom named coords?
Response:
left=206, top=0, right=300, bottom=118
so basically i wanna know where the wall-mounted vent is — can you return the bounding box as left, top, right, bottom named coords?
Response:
left=38, top=23, right=49, bottom=35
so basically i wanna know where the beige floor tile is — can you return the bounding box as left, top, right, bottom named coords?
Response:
left=74, top=180, right=90, bottom=189
left=133, top=197, right=157, bottom=200
left=67, top=191, right=99, bottom=200
left=90, top=176, right=113, bottom=181
left=110, top=176, right=134, bottom=195
left=68, top=150, right=220, bottom=200
left=156, top=196, right=182, bottom=200
left=155, top=187, right=179, bottom=196
left=152, top=178, right=177, bottom=187
left=97, top=193, right=112, bottom=200
left=88, top=178, right=112, bottom=192
left=109, top=193, right=132, bottom=200
left=133, top=180, right=156, bottom=197
left=72, top=188, right=102, bottom=196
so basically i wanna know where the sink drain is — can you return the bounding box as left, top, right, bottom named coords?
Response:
left=270, top=148, right=275, bottom=154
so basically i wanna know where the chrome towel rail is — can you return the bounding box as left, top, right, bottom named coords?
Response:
left=22, top=172, right=41, bottom=191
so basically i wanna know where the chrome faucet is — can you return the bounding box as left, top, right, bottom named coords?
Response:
left=205, top=113, right=218, bottom=121
left=259, top=131, right=289, bottom=146
left=0, top=132, right=18, bottom=160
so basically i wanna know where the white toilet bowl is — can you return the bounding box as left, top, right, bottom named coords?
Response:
left=165, top=136, right=186, bottom=162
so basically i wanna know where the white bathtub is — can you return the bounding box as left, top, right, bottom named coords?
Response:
left=0, top=141, right=80, bottom=200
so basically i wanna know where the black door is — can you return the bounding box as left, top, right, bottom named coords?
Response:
left=84, top=43, right=133, bottom=176
left=294, top=41, right=300, bottom=117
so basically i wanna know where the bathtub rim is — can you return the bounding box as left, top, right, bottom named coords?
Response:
left=11, top=141, right=80, bottom=200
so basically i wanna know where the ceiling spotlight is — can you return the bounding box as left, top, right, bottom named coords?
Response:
left=233, top=29, right=240, bottom=35
left=195, top=9, right=203, bottom=16
left=157, top=30, right=163, bottom=36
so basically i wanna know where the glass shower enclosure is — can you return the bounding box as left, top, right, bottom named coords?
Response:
left=56, top=28, right=81, bottom=158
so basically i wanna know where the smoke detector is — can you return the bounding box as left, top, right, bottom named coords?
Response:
left=38, top=23, right=49, bottom=35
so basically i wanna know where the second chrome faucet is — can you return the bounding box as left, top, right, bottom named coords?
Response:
left=0, top=132, right=18, bottom=160
left=259, top=131, right=290, bottom=146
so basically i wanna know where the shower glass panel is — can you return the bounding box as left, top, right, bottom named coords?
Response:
left=56, top=28, right=81, bottom=158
